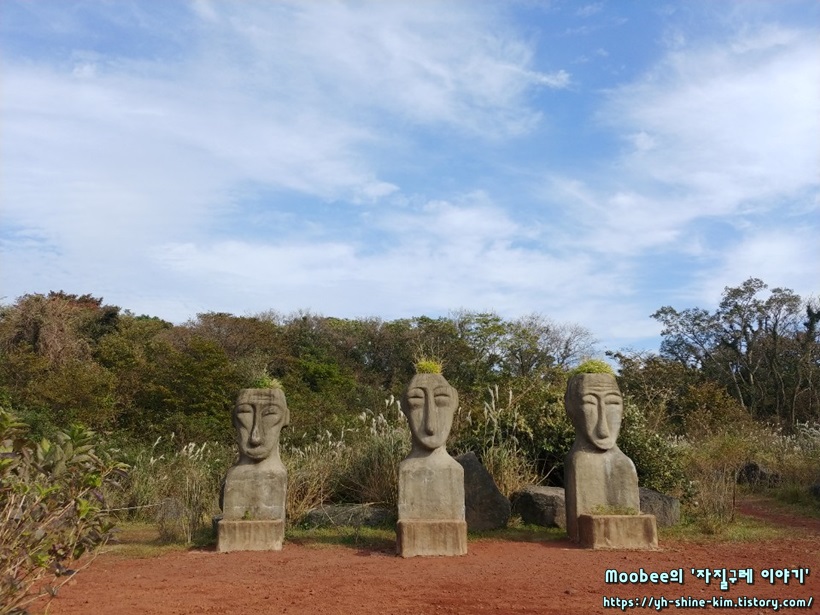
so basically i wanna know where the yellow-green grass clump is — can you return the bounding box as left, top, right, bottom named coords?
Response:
left=569, top=359, right=614, bottom=377
left=251, top=375, right=283, bottom=389
left=414, top=359, right=443, bottom=374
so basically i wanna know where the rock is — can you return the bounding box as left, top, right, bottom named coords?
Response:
left=302, top=504, right=395, bottom=528
left=510, top=486, right=566, bottom=529
left=737, top=462, right=781, bottom=487
left=638, top=487, right=680, bottom=527
left=455, top=452, right=511, bottom=531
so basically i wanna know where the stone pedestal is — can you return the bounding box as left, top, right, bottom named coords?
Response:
left=396, top=454, right=467, bottom=557
left=217, top=519, right=285, bottom=552
left=397, top=520, right=468, bottom=557
left=577, top=514, right=658, bottom=550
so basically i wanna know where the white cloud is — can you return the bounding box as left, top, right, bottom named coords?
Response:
left=2, top=1, right=817, bottom=355
left=697, top=228, right=820, bottom=306
left=602, top=26, right=820, bottom=210
left=577, top=3, right=604, bottom=18
left=549, top=24, right=819, bottom=260
left=187, top=1, right=564, bottom=137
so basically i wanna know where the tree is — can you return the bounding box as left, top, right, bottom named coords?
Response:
left=503, top=314, right=596, bottom=378
left=607, top=349, right=694, bottom=432
left=652, top=278, right=820, bottom=424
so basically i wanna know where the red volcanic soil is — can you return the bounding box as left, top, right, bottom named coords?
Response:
left=43, top=501, right=818, bottom=615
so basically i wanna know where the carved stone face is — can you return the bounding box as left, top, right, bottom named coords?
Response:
left=233, top=388, right=289, bottom=463
left=565, top=373, right=623, bottom=451
left=401, top=373, right=458, bottom=452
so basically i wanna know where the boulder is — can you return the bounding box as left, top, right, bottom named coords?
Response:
left=455, top=452, right=511, bottom=531
left=302, top=504, right=395, bottom=528
left=510, top=486, right=566, bottom=529
left=737, top=462, right=781, bottom=488
left=639, top=487, right=680, bottom=527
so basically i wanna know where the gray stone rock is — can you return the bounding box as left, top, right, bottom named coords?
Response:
left=737, top=462, right=781, bottom=487
left=639, top=487, right=680, bottom=527
left=455, top=452, right=511, bottom=531
left=510, top=486, right=566, bottom=529
left=302, top=504, right=395, bottom=528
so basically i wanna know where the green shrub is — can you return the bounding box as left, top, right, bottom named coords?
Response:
left=0, top=406, right=125, bottom=615
left=618, top=400, right=689, bottom=498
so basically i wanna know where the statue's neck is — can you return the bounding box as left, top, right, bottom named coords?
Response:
left=406, top=445, right=448, bottom=460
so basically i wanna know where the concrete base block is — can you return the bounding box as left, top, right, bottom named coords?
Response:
left=578, top=514, right=658, bottom=550
left=217, top=519, right=284, bottom=553
left=396, top=520, right=468, bottom=558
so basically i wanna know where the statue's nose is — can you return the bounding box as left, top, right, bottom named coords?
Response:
left=595, top=403, right=610, bottom=440
left=423, top=393, right=438, bottom=436
left=249, top=413, right=263, bottom=446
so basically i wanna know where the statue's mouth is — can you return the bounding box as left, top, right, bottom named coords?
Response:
left=245, top=446, right=268, bottom=459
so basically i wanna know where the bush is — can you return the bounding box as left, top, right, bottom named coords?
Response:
left=618, top=400, right=689, bottom=498
left=742, top=421, right=820, bottom=512
left=284, top=430, right=349, bottom=525
left=0, top=406, right=125, bottom=615
left=679, top=433, right=757, bottom=533
left=453, top=386, right=540, bottom=496
left=115, top=435, right=233, bottom=543
left=339, top=403, right=409, bottom=507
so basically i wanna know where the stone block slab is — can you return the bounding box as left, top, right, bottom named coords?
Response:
left=510, top=486, right=566, bottom=529
left=396, top=520, right=467, bottom=558
left=639, top=487, right=680, bottom=527
left=577, top=514, right=658, bottom=550
left=456, top=452, right=510, bottom=531
left=217, top=519, right=284, bottom=553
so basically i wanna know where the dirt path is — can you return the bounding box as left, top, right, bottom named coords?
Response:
left=43, top=502, right=819, bottom=615
left=736, top=496, right=820, bottom=534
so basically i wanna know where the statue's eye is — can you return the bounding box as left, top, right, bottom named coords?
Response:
left=236, top=404, right=252, bottom=414
left=434, top=393, right=450, bottom=405
left=407, top=389, right=425, bottom=402
left=262, top=406, right=281, bottom=417
left=605, top=395, right=622, bottom=406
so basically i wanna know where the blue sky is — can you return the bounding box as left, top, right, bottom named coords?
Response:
left=1, top=0, right=818, bottom=354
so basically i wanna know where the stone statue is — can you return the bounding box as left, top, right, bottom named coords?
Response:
left=217, top=387, right=289, bottom=552
left=563, top=372, right=641, bottom=543
left=396, top=372, right=467, bottom=557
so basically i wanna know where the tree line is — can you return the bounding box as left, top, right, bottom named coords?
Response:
left=1, top=277, right=817, bottom=450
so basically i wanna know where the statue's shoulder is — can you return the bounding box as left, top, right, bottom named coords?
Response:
left=610, top=447, right=637, bottom=471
